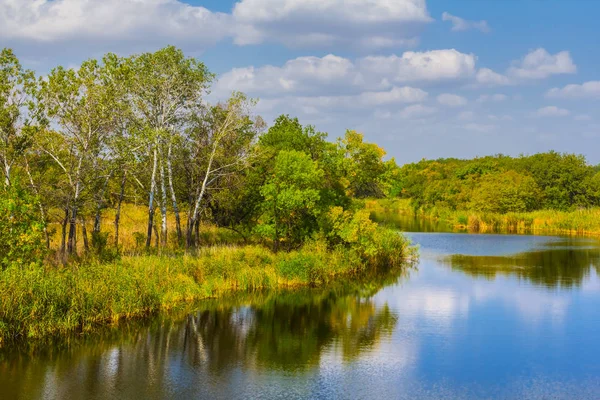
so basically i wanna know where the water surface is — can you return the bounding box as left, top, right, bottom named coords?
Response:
left=2, top=215, right=600, bottom=399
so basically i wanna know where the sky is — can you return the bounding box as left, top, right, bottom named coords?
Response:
left=1, top=0, right=599, bottom=164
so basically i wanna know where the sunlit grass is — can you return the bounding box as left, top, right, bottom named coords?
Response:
left=0, top=237, right=413, bottom=345
left=365, top=198, right=600, bottom=235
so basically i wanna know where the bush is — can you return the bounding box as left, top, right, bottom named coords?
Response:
left=0, top=185, right=46, bottom=269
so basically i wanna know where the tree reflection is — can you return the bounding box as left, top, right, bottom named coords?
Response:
left=0, top=266, right=408, bottom=399
left=444, top=239, right=600, bottom=288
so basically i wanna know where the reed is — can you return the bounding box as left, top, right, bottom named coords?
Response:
left=0, top=234, right=414, bottom=345
left=365, top=198, right=600, bottom=236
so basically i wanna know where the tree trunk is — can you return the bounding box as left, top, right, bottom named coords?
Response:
left=187, top=150, right=216, bottom=248
left=81, top=219, right=89, bottom=252
left=146, top=147, right=158, bottom=248
left=67, top=204, right=78, bottom=254
left=3, top=160, right=10, bottom=188
left=94, top=173, right=112, bottom=234
left=61, top=207, right=69, bottom=255
left=115, top=170, right=127, bottom=248
left=167, top=142, right=182, bottom=243
left=24, top=157, right=50, bottom=248
left=159, top=150, right=168, bottom=248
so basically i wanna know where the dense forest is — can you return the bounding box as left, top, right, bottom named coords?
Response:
left=393, top=153, right=600, bottom=213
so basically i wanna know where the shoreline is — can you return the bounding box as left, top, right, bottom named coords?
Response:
left=0, top=240, right=415, bottom=347
left=365, top=198, right=600, bottom=237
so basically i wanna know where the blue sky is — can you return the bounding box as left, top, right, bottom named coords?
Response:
left=1, top=0, right=599, bottom=163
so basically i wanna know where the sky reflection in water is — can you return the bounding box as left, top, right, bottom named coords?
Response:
left=2, top=217, right=600, bottom=399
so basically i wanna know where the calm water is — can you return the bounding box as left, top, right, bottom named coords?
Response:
left=2, top=215, right=600, bottom=399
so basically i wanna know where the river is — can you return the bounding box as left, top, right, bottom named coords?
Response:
left=2, top=213, right=600, bottom=399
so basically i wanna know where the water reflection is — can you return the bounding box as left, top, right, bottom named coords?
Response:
left=0, top=268, right=408, bottom=400
left=371, top=211, right=458, bottom=233
left=443, top=238, right=600, bottom=288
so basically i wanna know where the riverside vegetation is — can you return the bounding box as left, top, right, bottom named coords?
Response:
left=368, top=152, right=600, bottom=235
left=0, top=47, right=412, bottom=344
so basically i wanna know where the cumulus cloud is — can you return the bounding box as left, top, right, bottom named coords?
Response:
left=475, top=68, right=511, bottom=86
left=232, top=0, right=432, bottom=49
left=508, top=48, right=576, bottom=80
left=214, top=50, right=477, bottom=98
left=437, top=93, right=467, bottom=107
left=473, top=48, right=576, bottom=87
left=442, top=12, right=490, bottom=33
left=535, top=106, right=570, bottom=117
left=546, top=81, right=600, bottom=99
left=358, top=49, right=477, bottom=83
left=399, top=104, right=437, bottom=119
left=0, top=0, right=232, bottom=54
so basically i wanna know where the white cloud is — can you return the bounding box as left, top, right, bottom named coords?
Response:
left=359, top=49, right=477, bottom=83
left=546, top=81, right=600, bottom=99
left=477, top=94, right=508, bottom=103
left=475, top=68, right=511, bottom=86
left=0, top=0, right=231, bottom=52
left=232, top=0, right=432, bottom=49
left=442, top=12, right=490, bottom=33
left=535, top=106, right=570, bottom=117
left=437, top=93, right=467, bottom=107
left=399, top=104, right=437, bottom=119
left=214, top=54, right=361, bottom=97
left=215, top=50, right=476, bottom=98
left=473, top=48, right=575, bottom=87
left=358, top=86, right=429, bottom=105
left=508, top=48, right=576, bottom=80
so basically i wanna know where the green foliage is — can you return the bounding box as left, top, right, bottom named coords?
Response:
left=0, top=185, right=46, bottom=269
left=469, top=171, right=541, bottom=213
left=395, top=152, right=599, bottom=213
left=324, top=207, right=412, bottom=267
left=257, top=150, right=324, bottom=250
left=338, top=130, right=392, bottom=198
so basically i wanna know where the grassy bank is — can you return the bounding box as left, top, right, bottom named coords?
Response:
left=0, top=235, right=415, bottom=345
left=366, top=198, right=600, bottom=236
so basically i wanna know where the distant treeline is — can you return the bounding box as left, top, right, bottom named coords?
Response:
left=392, top=152, right=600, bottom=213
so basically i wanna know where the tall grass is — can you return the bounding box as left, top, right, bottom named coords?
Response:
left=0, top=235, right=414, bottom=345
left=365, top=198, right=600, bottom=236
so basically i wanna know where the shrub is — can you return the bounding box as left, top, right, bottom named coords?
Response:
left=0, top=185, right=46, bottom=269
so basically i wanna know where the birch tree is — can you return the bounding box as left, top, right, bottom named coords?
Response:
left=0, top=48, right=35, bottom=188
left=128, top=46, right=212, bottom=248
left=37, top=59, right=116, bottom=254
left=185, top=92, right=257, bottom=247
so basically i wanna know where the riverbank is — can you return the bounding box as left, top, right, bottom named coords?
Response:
left=0, top=234, right=415, bottom=346
left=365, top=198, right=600, bottom=236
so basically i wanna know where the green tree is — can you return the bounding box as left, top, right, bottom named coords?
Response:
left=0, top=48, right=36, bottom=188
left=128, top=46, right=213, bottom=248
left=0, top=184, right=46, bottom=269
left=257, top=150, right=324, bottom=251
left=338, top=130, right=389, bottom=198
left=469, top=171, right=541, bottom=213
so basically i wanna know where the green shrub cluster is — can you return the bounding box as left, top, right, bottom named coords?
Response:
left=0, top=185, right=46, bottom=270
